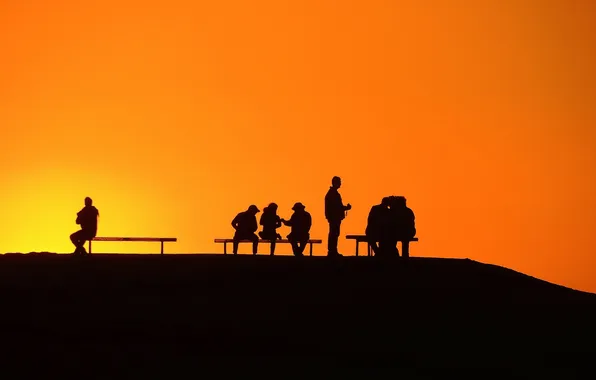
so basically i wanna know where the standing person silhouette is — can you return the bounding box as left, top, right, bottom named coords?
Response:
left=259, top=203, right=283, bottom=255
left=70, top=197, right=99, bottom=255
left=231, top=204, right=260, bottom=255
left=281, top=202, right=312, bottom=257
left=324, top=176, right=351, bottom=257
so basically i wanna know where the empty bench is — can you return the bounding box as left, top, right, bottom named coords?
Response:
left=88, top=237, right=178, bottom=255
left=214, top=238, right=322, bottom=256
left=345, top=234, right=419, bottom=256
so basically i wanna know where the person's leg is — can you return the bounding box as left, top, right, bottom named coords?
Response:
left=367, top=234, right=380, bottom=256
left=298, top=239, right=308, bottom=256
left=251, top=234, right=259, bottom=255
left=391, top=239, right=399, bottom=256
left=327, top=221, right=341, bottom=255
left=402, top=239, right=410, bottom=258
left=233, top=233, right=240, bottom=254
left=70, top=230, right=85, bottom=253
left=377, top=240, right=386, bottom=257
left=290, top=240, right=301, bottom=256
left=270, top=240, right=276, bottom=255
left=70, top=231, right=79, bottom=247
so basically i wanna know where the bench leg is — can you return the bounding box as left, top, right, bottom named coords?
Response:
left=88, top=240, right=92, bottom=254
left=355, top=240, right=359, bottom=256
left=224, top=242, right=227, bottom=255
left=309, top=243, right=313, bottom=257
left=367, top=243, right=371, bottom=257
left=161, top=241, right=164, bottom=255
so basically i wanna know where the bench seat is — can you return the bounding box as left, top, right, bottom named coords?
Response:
left=89, top=237, right=177, bottom=255
left=345, top=234, right=418, bottom=256
left=214, top=238, right=322, bottom=256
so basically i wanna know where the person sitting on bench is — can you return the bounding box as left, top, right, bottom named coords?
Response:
left=70, top=197, right=99, bottom=255
left=259, top=202, right=283, bottom=255
left=365, top=197, right=392, bottom=257
left=388, top=196, right=416, bottom=258
left=281, top=202, right=312, bottom=257
left=231, top=204, right=260, bottom=255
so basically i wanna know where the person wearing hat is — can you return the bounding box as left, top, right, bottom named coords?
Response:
left=259, top=202, right=283, bottom=255
left=231, top=204, right=261, bottom=255
left=281, top=202, right=312, bottom=257
left=70, top=196, right=99, bottom=255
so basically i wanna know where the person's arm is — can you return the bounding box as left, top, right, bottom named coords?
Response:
left=275, top=216, right=282, bottom=228
left=282, top=215, right=293, bottom=226
left=343, top=198, right=352, bottom=211
left=306, top=213, right=312, bottom=231
left=231, top=214, right=239, bottom=229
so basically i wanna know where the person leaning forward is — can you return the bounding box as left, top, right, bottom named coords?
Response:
left=232, top=204, right=260, bottom=255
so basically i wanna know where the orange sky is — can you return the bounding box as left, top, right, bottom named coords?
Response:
left=1, top=0, right=595, bottom=292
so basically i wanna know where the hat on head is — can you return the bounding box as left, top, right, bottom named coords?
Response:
left=248, top=204, right=260, bottom=212
left=292, top=202, right=305, bottom=210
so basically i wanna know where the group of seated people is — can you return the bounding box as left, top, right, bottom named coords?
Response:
left=365, top=195, right=416, bottom=257
left=232, top=195, right=416, bottom=257
left=231, top=202, right=312, bottom=256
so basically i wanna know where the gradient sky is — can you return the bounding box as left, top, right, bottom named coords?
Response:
left=1, top=0, right=595, bottom=292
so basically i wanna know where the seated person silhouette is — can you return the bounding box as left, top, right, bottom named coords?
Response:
left=231, top=204, right=260, bottom=255
left=70, top=197, right=99, bottom=255
left=259, top=203, right=283, bottom=255
left=365, top=197, right=392, bottom=256
left=281, top=202, right=312, bottom=257
left=388, top=195, right=416, bottom=258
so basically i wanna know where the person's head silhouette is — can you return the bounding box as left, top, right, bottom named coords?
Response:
left=331, top=176, right=342, bottom=189
left=247, top=204, right=260, bottom=214
left=267, top=203, right=278, bottom=212
left=381, top=197, right=391, bottom=207
left=85, top=197, right=93, bottom=207
left=292, top=202, right=306, bottom=211
left=391, top=196, right=406, bottom=208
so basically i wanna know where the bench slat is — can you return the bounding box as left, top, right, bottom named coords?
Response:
left=93, top=237, right=177, bottom=242
left=214, top=239, right=322, bottom=244
left=345, top=235, right=418, bottom=242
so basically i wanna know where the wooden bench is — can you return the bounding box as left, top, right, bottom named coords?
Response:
left=214, top=238, right=322, bottom=256
left=88, top=237, right=178, bottom=255
left=345, top=234, right=419, bottom=256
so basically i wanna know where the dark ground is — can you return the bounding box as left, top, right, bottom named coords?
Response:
left=0, top=253, right=594, bottom=376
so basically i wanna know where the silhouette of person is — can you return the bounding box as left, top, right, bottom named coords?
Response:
left=325, top=176, right=351, bottom=256
left=388, top=196, right=416, bottom=258
left=281, top=202, right=312, bottom=257
left=259, top=203, right=283, bottom=255
left=70, top=197, right=99, bottom=255
left=365, top=197, right=392, bottom=256
left=232, top=204, right=260, bottom=255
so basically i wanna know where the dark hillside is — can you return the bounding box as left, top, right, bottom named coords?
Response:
left=0, top=254, right=594, bottom=374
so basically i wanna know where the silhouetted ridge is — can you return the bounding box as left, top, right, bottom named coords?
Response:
left=0, top=255, right=594, bottom=372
